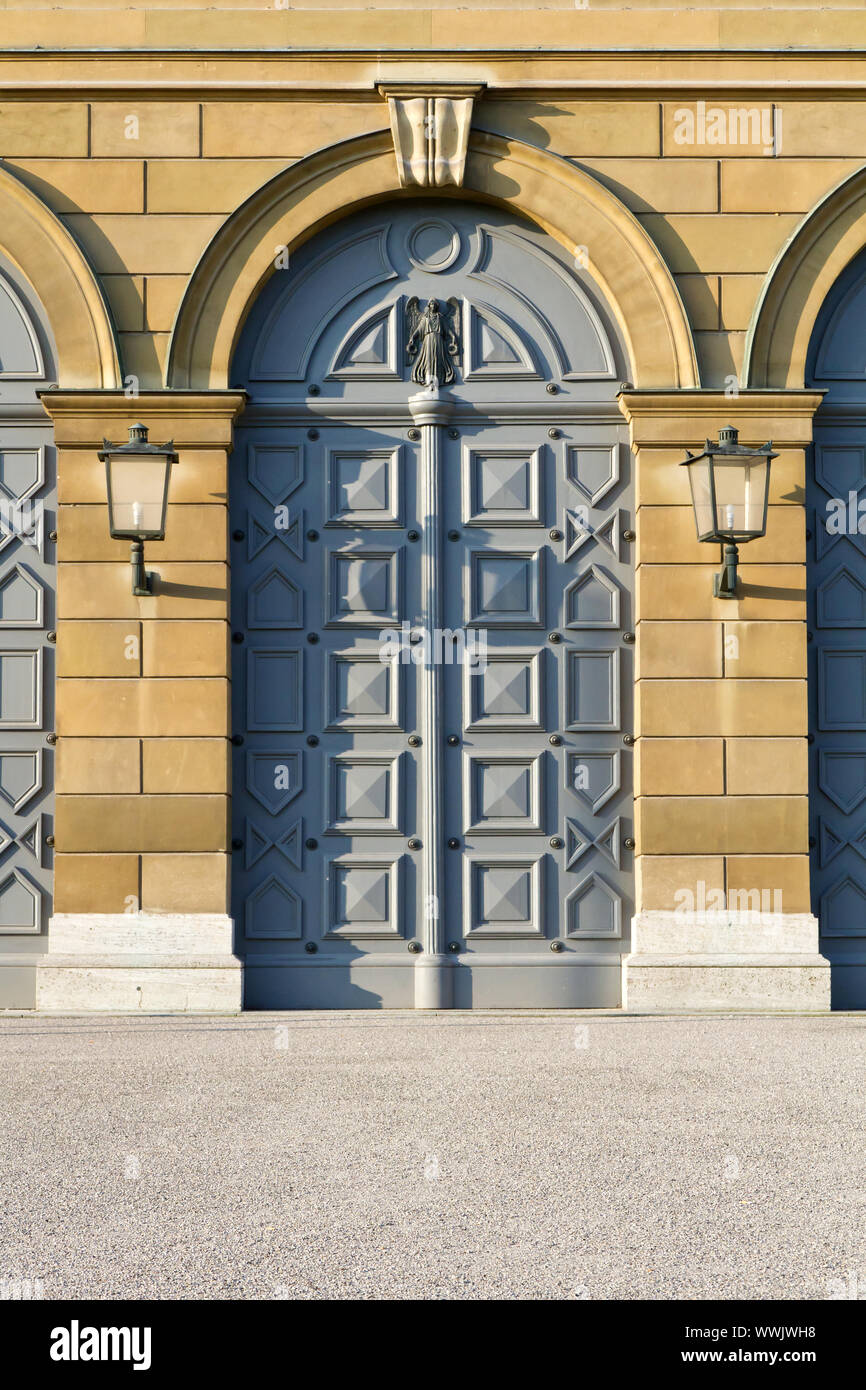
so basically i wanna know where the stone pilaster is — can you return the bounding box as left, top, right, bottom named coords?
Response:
left=618, top=389, right=831, bottom=1009
left=35, top=389, right=246, bottom=1011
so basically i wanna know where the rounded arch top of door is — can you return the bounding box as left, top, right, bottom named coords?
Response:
left=231, top=198, right=627, bottom=403
left=166, top=128, right=698, bottom=391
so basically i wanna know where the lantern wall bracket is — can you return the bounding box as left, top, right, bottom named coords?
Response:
left=130, top=539, right=153, bottom=597
left=713, top=541, right=740, bottom=599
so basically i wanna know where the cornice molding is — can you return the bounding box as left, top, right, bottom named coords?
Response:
left=2, top=50, right=866, bottom=96
left=37, top=389, right=247, bottom=419
left=618, top=388, right=825, bottom=448
left=36, top=389, right=248, bottom=447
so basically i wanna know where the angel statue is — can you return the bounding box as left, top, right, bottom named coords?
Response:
left=406, top=297, right=460, bottom=387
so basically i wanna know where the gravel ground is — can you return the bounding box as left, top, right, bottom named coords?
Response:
left=0, top=1011, right=864, bottom=1301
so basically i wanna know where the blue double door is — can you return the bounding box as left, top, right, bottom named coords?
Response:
left=229, top=200, right=635, bottom=1008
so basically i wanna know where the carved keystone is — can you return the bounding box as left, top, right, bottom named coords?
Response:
left=377, top=83, right=484, bottom=188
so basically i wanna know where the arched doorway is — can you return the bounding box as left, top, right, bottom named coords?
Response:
left=229, top=198, right=635, bottom=1008
left=807, top=246, right=866, bottom=1008
left=0, top=250, right=57, bottom=1004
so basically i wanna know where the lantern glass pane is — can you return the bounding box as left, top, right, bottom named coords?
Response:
left=743, top=458, right=769, bottom=535
left=106, top=455, right=170, bottom=537
left=711, top=458, right=748, bottom=535
left=686, top=457, right=715, bottom=539
left=711, top=457, right=769, bottom=537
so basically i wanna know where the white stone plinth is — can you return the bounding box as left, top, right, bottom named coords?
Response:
left=36, top=914, right=243, bottom=1012
left=623, top=911, right=831, bottom=1011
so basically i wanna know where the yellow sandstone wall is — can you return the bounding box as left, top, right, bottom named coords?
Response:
left=45, top=392, right=244, bottom=916
left=0, top=1, right=861, bottom=925
left=623, top=391, right=817, bottom=918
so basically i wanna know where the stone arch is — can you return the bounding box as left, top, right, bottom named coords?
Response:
left=0, top=164, right=120, bottom=388
left=745, top=165, right=866, bottom=389
left=167, top=128, right=698, bottom=391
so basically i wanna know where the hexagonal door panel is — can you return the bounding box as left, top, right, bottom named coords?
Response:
left=230, top=198, right=633, bottom=1007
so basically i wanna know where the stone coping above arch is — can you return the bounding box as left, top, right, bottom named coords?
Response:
left=0, top=163, right=120, bottom=389
left=167, top=128, right=698, bottom=391
left=745, top=165, right=866, bottom=390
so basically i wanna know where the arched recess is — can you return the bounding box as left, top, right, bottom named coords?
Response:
left=0, top=164, right=120, bottom=389
left=745, top=166, right=866, bottom=390
left=167, top=128, right=698, bottom=391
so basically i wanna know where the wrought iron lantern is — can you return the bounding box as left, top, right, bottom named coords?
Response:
left=680, top=425, right=776, bottom=599
left=99, top=423, right=176, bottom=595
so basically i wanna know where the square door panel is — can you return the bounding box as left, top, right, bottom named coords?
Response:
left=468, top=549, right=542, bottom=627
left=327, top=753, right=403, bottom=834
left=325, top=446, right=402, bottom=527
left=563, top=647, right=620, bottom=731
left=465, top=648, right=543, bottom=732
left=464, top=754, right=543, bottom=833
left=325, top=548, right=403, bottom=627
left=463, top=446, right=543, bottom=526
left=326, top=648, right=403, bottom=731
left=464, top=856, right=544, bottom=939
left=324, top=855, right=404, bottom=939
left=246, top=648, right=303, bottom=732
left=0, top=648, right=41, bottom=728
left=818, top=649, right=866, bottom=729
